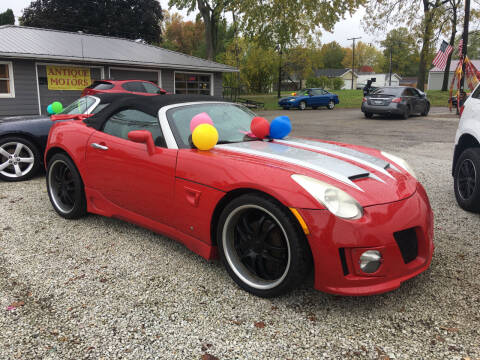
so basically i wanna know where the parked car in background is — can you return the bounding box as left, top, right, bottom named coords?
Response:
left=45, top=94, right=433, bottom=297
left=0, top=94, right=116, bottom=181
left=278, top=88, right=339, bottom=110
left=452, top=83, right=480, bottom=212
left=361, top=86, right=430, bottom=119
left=82, top=80, right=168, bottom=97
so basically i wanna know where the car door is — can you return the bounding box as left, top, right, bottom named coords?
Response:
left=84, top=108, right=177, bottom=224
left=311, top=89, right=323, bottom=106
left=411, top=88, right=426, bottom=113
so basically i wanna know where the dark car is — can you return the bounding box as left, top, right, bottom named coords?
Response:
left=361, top=86, right=430, bottom=119
left=278, top=88, right=339, bottom=110
left=82, top=80, right=168, bottom=97
left=0, top=94, right=118, bottom=181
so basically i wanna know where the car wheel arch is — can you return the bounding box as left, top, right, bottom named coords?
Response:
left=209, top=188, right=308, bottom=249
left=45, top=146, right=76, bottom=168
left=453, top=133, right=480, bottom=176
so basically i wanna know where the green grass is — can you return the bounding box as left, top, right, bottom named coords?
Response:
left=240, top=90, right=451, bottom=110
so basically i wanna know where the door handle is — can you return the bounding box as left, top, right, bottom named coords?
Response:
left=91, top=143, right=108, bottom=150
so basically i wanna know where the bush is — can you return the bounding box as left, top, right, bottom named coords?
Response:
left=331, top=77, right=344, bottom=90
left=306, top=77, right=323, bottom=88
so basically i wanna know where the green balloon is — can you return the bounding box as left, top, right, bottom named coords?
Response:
left=51, top=101, right=63, bottom=114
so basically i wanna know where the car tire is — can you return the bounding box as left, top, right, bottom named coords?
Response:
left=0, top=136, right=41, bottom=182
left=312, top=106, right=318, bottom=110
left=299, top=101, right=306, bottom=110
left=364, top=112, right=373, bottom=119
left=217, top=193, right=312, bottom=297
left=454, top=148, right=480, bottom=212
left=46, top=153, right=87, bottom=219
left=421, top=103, right=430, bottom=116
left=282, top=107, right=289, bottom=110
left=402, top=106, right=410, bottom=119
left=327, top=100, right=335, bottom=110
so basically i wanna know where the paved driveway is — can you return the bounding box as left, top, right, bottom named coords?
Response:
left=1, top=107, right=479, bottom=359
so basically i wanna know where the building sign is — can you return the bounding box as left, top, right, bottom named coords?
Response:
left=46, top=66, right=91, bottom=90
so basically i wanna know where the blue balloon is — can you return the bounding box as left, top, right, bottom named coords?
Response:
left=269, top=115, right=292, bottom=139
left=47, top=104, right=54, bottom=115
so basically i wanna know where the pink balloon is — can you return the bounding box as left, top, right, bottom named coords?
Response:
left=190, top=112, right=214, bottom=133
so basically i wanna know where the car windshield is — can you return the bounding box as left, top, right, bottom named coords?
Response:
left=166, top=103, right=257, bottom=148
left=370, top=87, right=403, bottom=96
left=60, top=96, right=97, bottom=115
left=296, top=89, right=311, bottom=96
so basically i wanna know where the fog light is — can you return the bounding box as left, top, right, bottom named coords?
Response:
left=359, top=250, right=382, bottom=273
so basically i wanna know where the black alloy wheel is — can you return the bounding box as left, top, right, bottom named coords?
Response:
left=421, top=103, right=430, bottom=116
left=364, top=112, right=373, bottom=119
left=454, top=148, right=480, bottom=212
left=218, top=194, right=312, bottom=297
left=47, top=153, right=87, bottom=219
left=402, top=106, right=410, bottom=119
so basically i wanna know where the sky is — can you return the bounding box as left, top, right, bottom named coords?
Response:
left=0, top=0, right=388, bottom=49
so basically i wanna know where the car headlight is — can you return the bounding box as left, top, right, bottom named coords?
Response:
left=291, top=174, right=363, bottom=220
left=381, top=151, right=416, bottom=179
left=288, top=98, right=296, bottom=102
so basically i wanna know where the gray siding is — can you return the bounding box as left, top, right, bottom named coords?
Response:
left=428, top=72, right=456, bottom=90
left=214, top=72, right=223, bottom=97
left=0, top=59, right=39, bottom=116
left=109, top=68, right=159, bottom=83
left=37, top=64, right=102, bottom=115
left=161, top=69, right=175, bottom=93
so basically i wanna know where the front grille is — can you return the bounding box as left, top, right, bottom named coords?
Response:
left=393, top=228, right=418, bottom=264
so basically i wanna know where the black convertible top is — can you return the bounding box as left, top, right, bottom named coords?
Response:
left=85, top=93, right=225, bottom=130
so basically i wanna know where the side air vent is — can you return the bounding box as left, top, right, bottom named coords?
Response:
left=393, top=228, right=418, bottom=264
left=339, top=248, right=349, bottom=276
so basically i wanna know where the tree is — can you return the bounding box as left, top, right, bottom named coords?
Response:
left=364, top=0, right=450, bottom=90
left=320, top=42, right=347, bottom=69
left=380, top=28, right=420, bottom=76
left=441, top=0, right=462, bottom=90
left=341, top=41, right=385, bottom=72
left=20, top=0, right=163, bottom=44
left=161, top=11, right=206, bottom=57
left=0, top=9, right=15, bottom=25
left=169, top=0, right=228, bottom=60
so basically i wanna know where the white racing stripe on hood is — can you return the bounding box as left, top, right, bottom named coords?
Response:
left=277, top=138, right=394, bottom=179
left=217, top=141, right=372, bottom=192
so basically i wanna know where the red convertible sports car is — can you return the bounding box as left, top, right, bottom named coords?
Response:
left=45, top=94, right=434, bottom=297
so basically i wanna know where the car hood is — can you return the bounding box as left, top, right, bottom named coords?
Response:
left=196, top=138, right=418, bottom=208
left=279, top=96, right=298, bottom=102
left=0, top=115, right=50, bottom=124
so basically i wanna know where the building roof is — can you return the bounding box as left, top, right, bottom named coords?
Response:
left=314, top=68, right=356, bottom=78
left=357, top=73, right=402, bottom=81
left=0, top=25, right=237, bottom=73
left=430, top=59, right=480, bottom=72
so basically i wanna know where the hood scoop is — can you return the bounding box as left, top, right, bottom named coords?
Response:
left=217, top=141, right=382, bottom=192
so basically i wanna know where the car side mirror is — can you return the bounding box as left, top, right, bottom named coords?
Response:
left=157, top=89, right=167, bottom=95
left=128, top=130, right=155, bottom=155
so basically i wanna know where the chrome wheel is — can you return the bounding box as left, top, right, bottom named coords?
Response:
left=222, top=205, right=291, bottom=290
left=328, top=100, right=335, bottom=109
left=457, top=158, right=476, bottom=201
left=299, top=101, right=306, bottom=110
left=0, top=141, right=35, bottom=179
left=48, top=159, right=77, bottom=214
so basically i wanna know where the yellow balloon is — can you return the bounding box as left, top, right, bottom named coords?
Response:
left=192, top=123, right=218, bottom=150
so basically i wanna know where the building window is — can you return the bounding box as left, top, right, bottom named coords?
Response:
left=175, top=72, right=211, bottom=95
left=0, top=62, right=14, bottom=98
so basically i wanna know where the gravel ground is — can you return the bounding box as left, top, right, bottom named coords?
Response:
left=1, top=108, right=479, bottom=359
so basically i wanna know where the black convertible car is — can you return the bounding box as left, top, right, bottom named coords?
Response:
left=361, top=86, right=430, bottom=119
left=0, top=94, right=115, bottom=181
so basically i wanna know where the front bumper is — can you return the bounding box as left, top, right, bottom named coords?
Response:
left=361, top=102, right=406, bottom=115
left=298, top=184, right=434, bottom=296
left=279, top=101, right=297, bottom=108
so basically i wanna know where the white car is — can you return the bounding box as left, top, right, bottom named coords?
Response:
left=453, top=83, right=480, bottom=211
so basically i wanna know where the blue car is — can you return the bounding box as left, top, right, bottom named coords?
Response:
left=278, top=88, right=340, bottom=110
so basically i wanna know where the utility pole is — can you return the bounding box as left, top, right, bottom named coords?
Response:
left=277, top=45, right=283, bottom=98
left=347, top=37, right=361, bottom=89
left=389, top=46, right=393, bottom=86
left=460, top=0, right=470, bottom=91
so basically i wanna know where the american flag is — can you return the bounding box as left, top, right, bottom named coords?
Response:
left=458, top=39, right=464, bottom=57
left=432, top=40, right=453, bottom=70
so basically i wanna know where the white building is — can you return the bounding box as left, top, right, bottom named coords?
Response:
left=357, top=73, right=402, bottom=88
left=428, top=59, right=480, bottom=90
